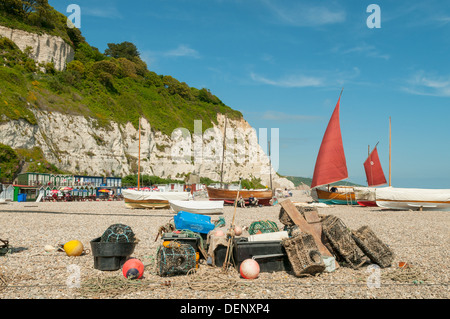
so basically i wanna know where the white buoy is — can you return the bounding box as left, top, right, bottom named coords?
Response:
left=240, top=259, right=260, bottom=279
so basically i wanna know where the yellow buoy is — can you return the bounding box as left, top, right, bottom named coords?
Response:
left=63, top=240, right=84, bottom=256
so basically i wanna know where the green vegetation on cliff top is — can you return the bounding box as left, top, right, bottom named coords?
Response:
left=0, top=1, right=242, bottom=136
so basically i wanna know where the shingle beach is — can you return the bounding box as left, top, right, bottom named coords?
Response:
left=0, top=190, right=448, bottom=299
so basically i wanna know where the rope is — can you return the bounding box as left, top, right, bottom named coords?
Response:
left=177, top=229, right=206, bottom=251
left=185, top=267, right=238, bottom=291
left=381, top=265, right=427, bottom=283
left=79, top=276, right=157, bottom=297
left=214, top=217, right=226, bottom=229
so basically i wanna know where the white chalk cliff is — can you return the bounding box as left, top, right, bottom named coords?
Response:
left=0, top=25, right=74, bottom=71
left=0, top=110, right=294, bottom=189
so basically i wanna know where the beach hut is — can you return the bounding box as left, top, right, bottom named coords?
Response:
left=3, top=185, right=14, bottom=201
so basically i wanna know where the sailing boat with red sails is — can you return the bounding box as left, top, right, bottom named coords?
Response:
left=310, top=89, right=357, bottom=205
left=355, top=144, right=387, bottom=207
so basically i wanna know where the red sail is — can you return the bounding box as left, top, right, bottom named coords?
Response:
left=311, top=96, right=348, bottom=188
left=364, top=146, right=387, bottom=187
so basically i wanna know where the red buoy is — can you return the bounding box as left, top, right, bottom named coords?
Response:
left=122, top=258, right=144, bottom=279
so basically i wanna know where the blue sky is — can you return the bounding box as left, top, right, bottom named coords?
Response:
left=49, top=0, right=450, bottom=188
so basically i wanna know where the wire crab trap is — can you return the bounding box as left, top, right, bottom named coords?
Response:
left=248, top=220, right=279, bottom=235
left=156, top=242, right=197, bottom=277
left=352, top=225, right=394, bottom=268
left=321, top=215, right=369, bottom=269
left=282, top=232, right=325, bottom=277
left=100, top=224, right=136, bottom=243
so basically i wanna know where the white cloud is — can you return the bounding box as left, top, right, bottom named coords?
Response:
left=262, top=111, right=320, bottom=122
left=250, top=67, right=360, bottom=88
left=250, top=72, right=323, bottom=88
left=262, top=0, right=346, bottom=27
left=164, top=45, right=200, bottom=58
left=339, top=43, right=390, bottom=60
left=82, top=6, right=123, bottom=19
left=403, top=71, right=450, bottom=97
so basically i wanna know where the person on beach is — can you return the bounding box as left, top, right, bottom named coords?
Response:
left=237, top=195, right=246, bottom=208
left=248, top=194, right=258, bottom=207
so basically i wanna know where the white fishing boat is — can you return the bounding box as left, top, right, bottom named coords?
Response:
left=169, top=199, right=224, bottom=215
left=369, top=118, right=450, bottom=212
left=375, top=187, right=450, bottom=211
left=122, top=189, right=191, bottom=209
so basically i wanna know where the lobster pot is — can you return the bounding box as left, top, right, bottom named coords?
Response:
left=157, top=243, right=197, bottom=277
left=352, top=226, right=394, bottom=268
left=279, top=206, right=319, bottom=227
left=248, top=220, right=279, bottom=235
left=282, top=233, right=325, bottom=277
left=321, top=215, right=369, bottom=269
left=101, top=224, right=136, bottom=243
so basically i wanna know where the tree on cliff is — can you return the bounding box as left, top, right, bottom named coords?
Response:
left=104, top=42, right=140, bottom=60
left=1, top=0, right=48, bottom=19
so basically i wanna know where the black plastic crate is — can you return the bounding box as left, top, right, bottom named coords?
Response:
left=232, top=238, right=291, bottom=272
left=90, top=237, right=137, bottom=271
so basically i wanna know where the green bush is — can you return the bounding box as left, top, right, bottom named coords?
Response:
left=0, top=143, right=20, bottom=181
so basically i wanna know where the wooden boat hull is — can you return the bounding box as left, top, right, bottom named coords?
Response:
left=315, top=188, right=357, bottom=205
left=206, top=187, right=273, bottom=206
left=122, top=189, right=191, bottom=209
left=124, top=198, right=170, bottom=209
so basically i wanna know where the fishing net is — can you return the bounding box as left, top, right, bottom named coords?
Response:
left=100, top=224, right=136, bottom=243
left=282, top=233, right=325, bottom=277
left=214, top=217, right=226, bottom=229
left=172, top=229, right=207, bottom=253
left=248, top=220, right=279, bottom=235
left=157, top=242, right=197, bottom=277
left=351, top=226, right=394, bottom=268
left=321, top=215, right=369, bottom=269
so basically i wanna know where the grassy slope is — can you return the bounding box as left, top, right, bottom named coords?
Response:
left=284, top=175, right=364, bottom=188
left=0, top=5, right=242, bottom=135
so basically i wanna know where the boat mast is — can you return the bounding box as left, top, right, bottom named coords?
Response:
left=389, top=117, right=392, bottom=187
left=138, top=117, right=141, bottom=191
left=268, top=140, right=273, bottom=195
left=220, top=117, right=227, bottom=188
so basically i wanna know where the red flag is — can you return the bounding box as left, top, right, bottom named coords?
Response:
left=311, top=96, right=348, bottom=188
left=364, top=146, right=387, bottom=187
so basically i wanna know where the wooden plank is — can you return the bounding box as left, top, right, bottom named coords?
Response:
left=303, top=210, right=321, bottom=224
left=280, top=199, right=339, bottom=268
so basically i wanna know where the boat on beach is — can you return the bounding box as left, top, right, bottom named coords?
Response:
left=169, top=199, right=224, bottom=215
left=375, top=187, right=450, bottom=211
left=312, top=186, right=357, bottom=205
left=122, top=189, right=191, bottom=209
left=206, top=186, right=273, bottom=206
left=356, top=144, right=388, bottom=207
left=359, top=118, right=450, bottom=211
left=310, top=89, right=357, bottom=205
left=354, top=187, right=378, bottom=207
